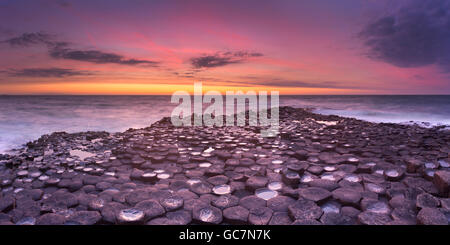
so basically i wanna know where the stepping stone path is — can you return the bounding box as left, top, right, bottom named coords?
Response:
left=0, top=107, right=448, bottom=225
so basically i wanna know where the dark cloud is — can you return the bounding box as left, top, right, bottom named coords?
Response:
left=3, top=32, right=53, bottom=47
left=173, top=71, right=195, bottom=78
left=191, top=55, right=240, bottom=68
left=49, top=45, right=158, bottom=66
left=191, top=51, right=263, bottom=68
left=3, top=32, right=159, bottom=66
left=359, top=0, right=450, bottom=72
left=8, top=68, right=92, bottom=78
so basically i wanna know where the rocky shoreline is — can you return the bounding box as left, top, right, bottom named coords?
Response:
left=0, top=106, right=449, bottom=225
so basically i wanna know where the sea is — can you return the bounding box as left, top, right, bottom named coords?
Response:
left=0, top=95, right=449, bottom=153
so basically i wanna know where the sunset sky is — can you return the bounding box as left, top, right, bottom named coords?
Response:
left=0, top=0, right=449, bottom=95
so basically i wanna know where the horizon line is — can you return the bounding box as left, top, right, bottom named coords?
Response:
left=1, top=94, right=450, bottom=96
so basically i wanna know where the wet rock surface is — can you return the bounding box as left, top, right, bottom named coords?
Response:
left=0, top=106, right=448, bottom=225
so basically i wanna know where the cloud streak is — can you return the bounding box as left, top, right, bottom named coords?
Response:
left=3, top=32, right=159, bottom=66
left=359, top=0, right=450, bottom=72
left=3, top=32, right=53, bottom=47
left=242, top=79, right=359, bottom=89
left=8, top=68, right=92, bottom=78
left=191, top=51, right=263, bottom=68
left=49, top=44, right=158, bottom=66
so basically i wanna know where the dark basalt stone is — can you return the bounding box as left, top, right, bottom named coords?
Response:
left=146, top=217, right=171, bottom=225
left=223, top=206, right=249, bottom=224
left=0, top=196, right=14, bottom=212
left=339, top=180, right=364, bottom=191
left=433, top=170, right=450, bottom=195
left=225, top=159, right=240, bottom=166
left=57, top=179, right=72, bottom=188
left=215, top=151, right=232, bottom=160
left=170, top=180, right=190, bottom=191
left=100, top=202, right=126, bottom=223
left=441, top=198, right=450, bottom=210
left=268, top=212, right=292, bottom=225
left=239, top=158, right=255, bottom=166
left=287, top=162, right=308, bottom=174
left=190, top=182, right=213, bottom=195
left=125, top=190, right=151, bottom=206
left=307, top=165, right=323, bottom=175
left=298, top=187, right=332, bottom=203
left=149, top=189, right=173, bottom=202
left=68, top=179, right=83, bottom=192
left=135, top=199, right=165, bottom=220
left=245, top=176, right=268, bottom=191
left=417, top=208, right=448, bottom=225
left=391, top=207, right=417, bottom=225
left=266, top=195, right=296, bottom=212
left=239, top=195, right=266, bottom=210
left=43, top=191, right=78, bottom=209
left=185, top=170, right=205, bottom=178
left=165, top=210, right=192, bottom=225
left=183, top=198, right=209, bottom=211
left=416, top=193, right=440, bottom=209
left=292, top=219, right=322, bottom=225
left=82, top=175, right=100, bottom=186
left=355, top=163, right=373, bottom=174
left=130, top=168, right=144, bottom=181
left=176, top=189, right=198, bottom=200
left=288, top=198, right=323, bottom=221
left=320, top=212, right=355, bottom=225
left=147, top=210, right=192, bottom=225
left=95, top=181, right=113, bottom=191
left=248, top=207, right=273, bottom=225
left=341, top=206, right=361, bottom=218
left=332, top=188, right=362, bottom=206
left=389, top=196, right=416, bottom=211
left=36, top=213, right=66, bottom=225
left=406, top=159, right=422, bottom=173
left=307, top=179, right=339, bottom=191
left=0, top=213, right=11, bottom=222
left=66, top=211, right=101, bottom=225
left=357, top=212, right=392, bottom=225
left=282, top=171, right=300, bottom=186
left=207, top=175, right=229, bottom=185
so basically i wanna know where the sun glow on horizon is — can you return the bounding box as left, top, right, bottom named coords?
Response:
left=0, top=82, right=378, bottom=95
